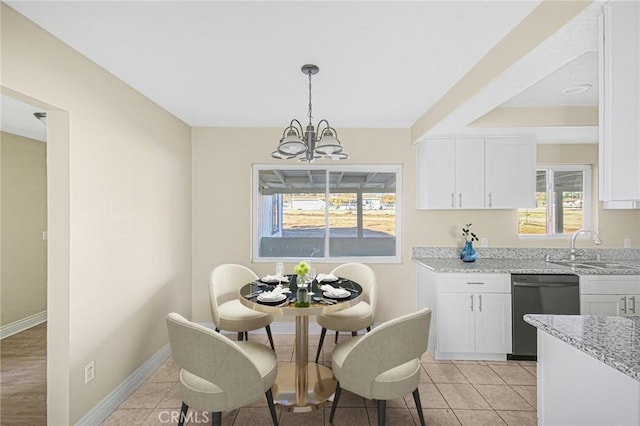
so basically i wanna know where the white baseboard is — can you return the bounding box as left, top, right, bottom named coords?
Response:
left=75, top=344, right=171, bottom=426
left=0, top=310, right=47, bottom=340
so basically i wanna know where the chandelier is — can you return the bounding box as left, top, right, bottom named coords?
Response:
left=271, top=64, right=348, bottom=162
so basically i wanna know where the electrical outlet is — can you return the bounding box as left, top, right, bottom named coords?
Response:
left=84, top=360, right=95, bottom=384
left=624, top=238, right=632, bottom=248
left=480, top=238, right=489, bottom=247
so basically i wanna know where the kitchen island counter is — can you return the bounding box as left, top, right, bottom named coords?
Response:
left=524, top=314, right=640, bottom=426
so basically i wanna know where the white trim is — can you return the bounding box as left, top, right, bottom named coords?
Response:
left=0, top=310, right=47, bottom=340
left=75, top=344, right=171, bottom=426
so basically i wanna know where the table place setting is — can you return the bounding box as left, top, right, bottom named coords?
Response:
left=319, top=284, right=352, bottom=299
left=316, top=273, right=339, bottom=283
left=256, top=285, right=291, bottom=304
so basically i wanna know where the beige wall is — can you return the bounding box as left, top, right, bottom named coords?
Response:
left=1, top=5, right=192, bottom=423
left=1, top=132, right=47, bottom=326
left=193, top=131, right=640, bottom=327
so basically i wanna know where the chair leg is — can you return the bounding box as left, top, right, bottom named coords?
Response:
left=351, top=331, right=357, bottom=337
left=238, top=332, right=244, bottom=341
left=334, top=331, right=339, bottom=343
left=266, top=388, right=279, bottom=426
left=329, top=381, right=342, bottom=423
left=245, top=331, right=249, bottom=341
left=377, top=400, right=386, bottom=426
left=366, top=326, right=371, bottom=332
left=412, top=388, right=426, bottom=426
left=265, top=325, right=275, bottom=351
left=315, top=327, right=327, bottom=363
left=178, top=402, right=188, bottom=426
left=211, top=411, right=222, bottom=426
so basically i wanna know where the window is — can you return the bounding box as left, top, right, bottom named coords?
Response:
left=518, top=165, right=592, bottom=236
left=253, top=165, right=401, bottom=262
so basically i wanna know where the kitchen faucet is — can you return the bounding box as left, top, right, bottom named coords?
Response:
left=569, top=229, right=602, bottom=260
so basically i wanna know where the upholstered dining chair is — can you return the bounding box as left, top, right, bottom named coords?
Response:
left=329, top=308, right=432, bottom=426
left=209, top=263, right=275, bottom=350
left=166, top=313, right=279, bottom=426
left=314, top=262, right=376, bottom=363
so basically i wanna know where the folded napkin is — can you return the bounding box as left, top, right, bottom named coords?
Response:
left=320, top=284, right=350, bottom=298
left=260, top=286, right=291, bottom=299
left=261, top=274, right=289, bottom=283
left=316, top=273, right=339, bottom=283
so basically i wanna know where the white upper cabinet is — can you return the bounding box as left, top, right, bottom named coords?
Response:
left=417, top=137, right=536, bottom=209
left=485, top=138, right=536, bottom=209
left=599, top=0, right=640, bottom=204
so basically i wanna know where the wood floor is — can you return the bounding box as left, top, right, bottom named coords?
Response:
left=0, top=325, right=537, bottom=425
left=0, top=322, right=47, bottom=425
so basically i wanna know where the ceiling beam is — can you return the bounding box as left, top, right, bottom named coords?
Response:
left=470, top=106, right=598, bottom=127
left=411, top=0, right=595, bottom=142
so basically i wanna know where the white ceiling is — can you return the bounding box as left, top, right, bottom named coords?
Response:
left=2, top=0, right=602, bottom=143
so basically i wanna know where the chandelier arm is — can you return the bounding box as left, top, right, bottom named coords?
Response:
left=289, top=119, right=305, bottom=135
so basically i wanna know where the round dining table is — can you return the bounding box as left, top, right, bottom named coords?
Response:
left=239, top=275, right=362, bottom=412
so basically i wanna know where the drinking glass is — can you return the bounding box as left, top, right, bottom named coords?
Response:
left=275, top=262, right=284, bottom=280
left=306, top=266, right=316, bottom=285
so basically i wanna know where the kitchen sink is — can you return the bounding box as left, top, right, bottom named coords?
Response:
left=579, top=261, right=640, bottom=270
left=549, top=260, right=640, bottom=270
left=549, top=261, right=601, bottom=269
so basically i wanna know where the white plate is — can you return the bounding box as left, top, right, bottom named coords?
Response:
left=323, top=291, right=350, bottom=299
left=258, top=293, right=287, bottom=303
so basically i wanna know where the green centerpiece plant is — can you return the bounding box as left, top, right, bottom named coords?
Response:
left=293, top=261, right=310, bottom=307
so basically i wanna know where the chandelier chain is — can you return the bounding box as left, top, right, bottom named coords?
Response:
left=307, top=70, right=313, bottom=125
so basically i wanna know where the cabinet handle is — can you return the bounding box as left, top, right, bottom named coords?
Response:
left=620, top=297, right=627, bottom=314
left=488, top=192, right=493, bottom=208
left=451, top=193, right=455, bottom=208
left=458, top=193, right=462, bottom=208
left=629, top=296, right=636, bottom=314
left=470, top=295, right=474, bottom=311
left=479, top=294, right=482, bottom=312
left=466, top=282, right=485, bottom=285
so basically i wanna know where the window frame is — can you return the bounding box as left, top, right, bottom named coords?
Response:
left=518, top=164, right=592, bottom=239
left=252, top=164, right=402, bottom=263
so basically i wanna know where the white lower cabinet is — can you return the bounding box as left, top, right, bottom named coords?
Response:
left=580, top=275, right=640, bottom=317
left=417, top=267, right=512, bottom=360
left=438, top=292, right=511, bottom=355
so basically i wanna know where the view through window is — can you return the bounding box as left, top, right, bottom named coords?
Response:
left=518, top=165, right=591, bottom=236
left=253, top=165, right=401, bottom=261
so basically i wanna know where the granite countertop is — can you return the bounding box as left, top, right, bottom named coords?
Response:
left=413, top=257, right=640, bottom=275
left=524, top=314, right=640, bottom=382
left=412, top=248, right=640, bottom=275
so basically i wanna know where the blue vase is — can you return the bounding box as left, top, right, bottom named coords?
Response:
left=461, top=241, right=477, bottom=262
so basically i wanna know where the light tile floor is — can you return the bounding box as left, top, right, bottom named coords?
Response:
left=103, top=332, right=538, bottom=426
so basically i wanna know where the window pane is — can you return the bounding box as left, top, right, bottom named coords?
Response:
left=255, top=166, right=400, bottom=260
left=257, top=169, right=326, bottom=258
left=518, top=167, right=589, bottom=236
left=519, top=170, right=548, bottom=235
left=553, top=170, right=584, bottom=234
left=328, top=172, right=396, bottom=257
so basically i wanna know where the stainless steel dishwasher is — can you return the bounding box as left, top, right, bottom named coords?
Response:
left=510, top=274, right=580, bottom=360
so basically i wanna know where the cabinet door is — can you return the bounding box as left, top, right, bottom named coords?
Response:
left=580, top=295, right=625, bottom=316
left=417, top=139, right=456, bottom=209
left=455, top=139, right=485, bottom=208
left=626, top=295, right=639, bottom=317
left=437, top=292, right=475, bottom=353
left=599, top=1, right=640, bottom=202
left=484, top=138, right=536, bottom=209
left=475, top=293, right=512, bottom=354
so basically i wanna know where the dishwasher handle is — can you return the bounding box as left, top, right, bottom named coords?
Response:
left=513, top=282, right=578, bottom=288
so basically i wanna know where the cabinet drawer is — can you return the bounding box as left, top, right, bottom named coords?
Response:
left=438, top=273, right=510, bottom=293
left=580, top=275, right=640, bottom=295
